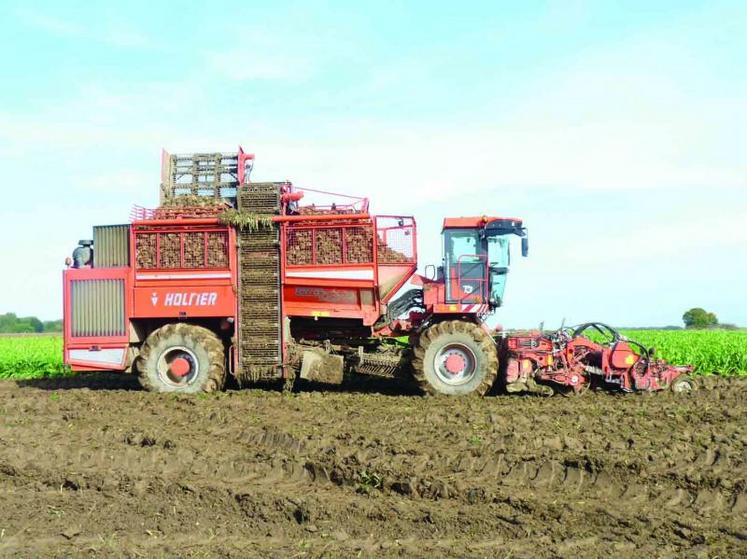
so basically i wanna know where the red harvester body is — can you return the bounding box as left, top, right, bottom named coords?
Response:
left=62, top=148, right=693, bottom=396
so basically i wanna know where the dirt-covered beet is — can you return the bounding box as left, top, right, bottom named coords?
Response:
left=0, top=375, right=744, bottom=558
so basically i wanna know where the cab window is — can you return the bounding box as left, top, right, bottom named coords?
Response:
left=445, top=229, right=480, bottom=264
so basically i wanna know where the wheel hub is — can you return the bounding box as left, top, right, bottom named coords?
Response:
left=444, top=353, right=467, bottom=375
left=156, top=346, right=199, bottom=387
left=170, top=357, right=191, bottom=378
left=434, top=343, right=477, bottom=386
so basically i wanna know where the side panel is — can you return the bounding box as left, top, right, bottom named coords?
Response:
left=282, top=220, right=381, bottom=326
left=130, top=223, right=238, bottom=320
left=133, top=283, right=235, bottom=318
left=63, top=267, right=131, bottom=371
left=282, top=285, right=379, bottom=324
left=422, top=280, right=489, bottom=315
left=374, top=216, right=417, bottom=303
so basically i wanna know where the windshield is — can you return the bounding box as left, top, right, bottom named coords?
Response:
left=487, top=235, right=510, bottom=306
left=488, top=236, right=509, bottom=267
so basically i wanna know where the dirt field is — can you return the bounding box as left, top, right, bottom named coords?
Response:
left=0, top=375, right=744, bottom=558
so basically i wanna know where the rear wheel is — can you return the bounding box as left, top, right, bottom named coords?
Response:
left=412, top=320, right=498, bottom=396
left=137, top=323, right=226, bottom=393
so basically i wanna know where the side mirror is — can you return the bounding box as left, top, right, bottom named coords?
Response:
left=424, top=264, right=436, bottom=280
left=521, top=236, right=529, bottom=257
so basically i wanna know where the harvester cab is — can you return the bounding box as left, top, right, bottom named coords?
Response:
left=440, top=217, right=527, bottom=309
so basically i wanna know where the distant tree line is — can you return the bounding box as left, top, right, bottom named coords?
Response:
left=0, top=313, right=62, bottom=334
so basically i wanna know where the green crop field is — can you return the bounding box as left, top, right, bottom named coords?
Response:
left=618, top=329, right=747, bottom=376
left=0, top=330, right=745, bottom=381
left=0, top=335, right=67, bottom=379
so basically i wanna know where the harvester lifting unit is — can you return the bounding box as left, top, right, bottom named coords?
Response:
left=63, top=148, right=692, bottom=396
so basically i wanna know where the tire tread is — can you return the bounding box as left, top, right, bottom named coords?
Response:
left=411, top=320, right=498, bottom=397
left=137, top=323, right=226, bottom=393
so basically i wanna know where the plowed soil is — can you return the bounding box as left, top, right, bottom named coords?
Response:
left=0, top=375, right=745, bottom=558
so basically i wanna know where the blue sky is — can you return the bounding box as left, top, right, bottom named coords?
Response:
left=0, top=0, right=745, bottom=327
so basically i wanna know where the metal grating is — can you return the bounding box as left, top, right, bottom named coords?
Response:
left=159, top=233, right=181, bottom=268
left=70, top=279, right=126, bottom=337
left=160, top=152, right=239, bottom=204
left=135, top=231, right=228, bottom=270
left=286, top=224, right=375, bottom=266
left=135, top=233, right=157, bottom=268
left=376, top=217, right=416, bottom=263
left=316, top=229, right=342, bottom=264
left=346, top=227, right=374, bottom=263
left=286, top=229, right=313, bottom=265
left=93, top=225, right=130, bottom=268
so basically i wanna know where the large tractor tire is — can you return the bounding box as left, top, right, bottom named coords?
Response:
left=412, top=320, right=498, bottom=396
left=137, top=323, right=226, bottom=394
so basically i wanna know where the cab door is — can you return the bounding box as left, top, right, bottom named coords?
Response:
left=443, top=229, right=487, bottom=303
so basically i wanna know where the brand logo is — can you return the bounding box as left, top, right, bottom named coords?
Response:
left=151, top=292, right=159, bottom=305
left=157, top=292, right=219, bottom=307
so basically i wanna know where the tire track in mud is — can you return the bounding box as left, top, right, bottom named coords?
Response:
left=242, top=426, right=745, bottom=516
left=5, top=424, right=738, bottom=514
left=0, top=376, right=745, bottom=558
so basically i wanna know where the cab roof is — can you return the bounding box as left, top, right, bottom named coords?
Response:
left=442, top=216, right=523, bottom=230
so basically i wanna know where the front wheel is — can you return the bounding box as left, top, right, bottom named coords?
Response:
left=137, top=323, right=226, bottom=393
left=670, top=375, right=696, bottom=394
left=412, top=320, right=498, bottom=396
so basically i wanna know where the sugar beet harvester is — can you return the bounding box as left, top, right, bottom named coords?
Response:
left=63, top=148, right=526, bottom=396
left=63, top=149, right=692, bottom=396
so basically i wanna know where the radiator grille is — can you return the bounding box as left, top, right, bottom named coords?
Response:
left=93, top=225, right=130, bottom=267
left=70, top=279, right=126, bottom=337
